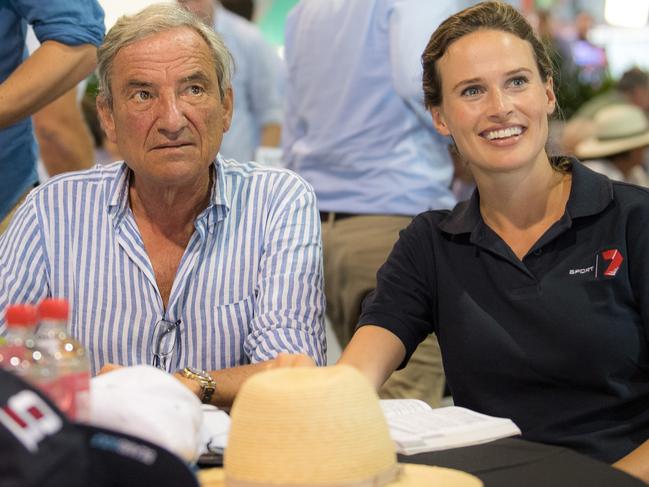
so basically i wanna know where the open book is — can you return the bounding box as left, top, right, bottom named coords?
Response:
left=380, top=399, right=521, bottom=455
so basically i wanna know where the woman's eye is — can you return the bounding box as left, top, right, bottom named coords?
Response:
left=510, top=76, right=529, bottom=88
left=461, top=86, right=482, bottom=97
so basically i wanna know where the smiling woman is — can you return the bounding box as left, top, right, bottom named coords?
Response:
left=333, top=2, right=649, bottom=483
left=428, top=29, right=556, bottom=184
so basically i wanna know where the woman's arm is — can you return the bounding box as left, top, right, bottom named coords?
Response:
left=337, top=325, right=405, bottom=391
left=613, top=440, right=649, bottom=484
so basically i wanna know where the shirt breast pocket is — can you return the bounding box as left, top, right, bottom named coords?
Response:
left=193, top=294, right=256, bottom=370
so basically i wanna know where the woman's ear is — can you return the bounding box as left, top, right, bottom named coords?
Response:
left=430, top=107, right=451, bottom=136
left=545, top=77, right=557, bottom=116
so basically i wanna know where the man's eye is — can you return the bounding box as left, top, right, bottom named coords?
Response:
left=189, top=85, right=205, bottom=95
left=135, top=91, right=151, bottom=101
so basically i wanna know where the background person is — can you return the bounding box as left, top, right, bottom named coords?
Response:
left=562, top=68, right=649, bottom=155
left=576, top=103, right=649, bottom=186
left=282, top=0, right=460, bottom=407
left=178, top=0, right=284, bottom=163
left=31, top=88, right=95, bottom=177
left=332, top=2, right=649, bottom=482
left=25, top=27, right=96, bottom=180
left=0, top=0, right=104, bottom=232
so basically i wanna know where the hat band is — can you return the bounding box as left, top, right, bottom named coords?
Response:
left=597, top=127, right=649, bottom=141
left=226, top=463, right=401, bottom=487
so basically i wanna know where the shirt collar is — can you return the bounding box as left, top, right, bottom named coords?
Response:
left=438, top=157, right=614, bottom=237
left=106, top=162, right=131, bottom=228
left=106, top=157, right=231, bottom=233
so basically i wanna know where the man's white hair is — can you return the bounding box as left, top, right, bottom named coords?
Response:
left=97, top=2, right=233, bottom=105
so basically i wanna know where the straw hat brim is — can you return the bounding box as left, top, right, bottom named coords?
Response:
left=197, top=463, right=483, bottom=487
left=575, top=131, right=649, bottom=159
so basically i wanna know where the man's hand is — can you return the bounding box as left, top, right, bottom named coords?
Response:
left=173, top=369, right=201, bottom=398
left=98, top=363, right=123, bottom=375
left=99, top=363, right=203, bottom=399
left=269, top=352, right=317, bottom=369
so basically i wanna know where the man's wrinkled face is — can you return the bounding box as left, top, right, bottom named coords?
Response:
left=97, top=27, right=232, bottom=189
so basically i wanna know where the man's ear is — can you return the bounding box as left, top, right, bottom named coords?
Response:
left=96, top=95, right=117, bottom=144
left=430, top=107, right=451, bottom=137
left=222, top=87, right=233, bottom=133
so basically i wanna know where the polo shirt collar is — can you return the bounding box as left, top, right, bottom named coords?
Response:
left=438, top=157, right=614, bottom=238
left=106, top=156, right=231, bottom=233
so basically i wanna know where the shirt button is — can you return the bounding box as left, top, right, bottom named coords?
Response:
left=533, top=248, right=543, bottom=256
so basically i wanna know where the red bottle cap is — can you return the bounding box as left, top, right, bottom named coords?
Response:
left=38, top=298, right=70, bottom=320
left=5, top=304, right=38, bottom=327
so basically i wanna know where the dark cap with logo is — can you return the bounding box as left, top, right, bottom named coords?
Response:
left=0, top=369, right=199, bottom=487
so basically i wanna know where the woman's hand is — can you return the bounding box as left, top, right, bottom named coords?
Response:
left=269, top=352, right=317, bottom=369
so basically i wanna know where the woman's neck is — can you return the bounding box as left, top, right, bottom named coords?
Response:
left=476, top=160, right=569, bottom=232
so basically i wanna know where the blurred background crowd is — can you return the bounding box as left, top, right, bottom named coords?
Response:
left=25, top=0, right=649, bottom=195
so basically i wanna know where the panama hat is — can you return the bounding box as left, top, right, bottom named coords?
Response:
left=199, top=365, right=482, bottom=487
left=575, top=103, right=649, bottom=159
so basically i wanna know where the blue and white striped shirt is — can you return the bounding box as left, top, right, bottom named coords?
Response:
left=0, top=157, right=326, bottom=375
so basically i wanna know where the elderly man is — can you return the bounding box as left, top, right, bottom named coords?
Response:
left=0, top=4, right=325, bottom=407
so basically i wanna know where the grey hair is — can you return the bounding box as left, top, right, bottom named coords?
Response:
left=97, top=2, right=233, bottom=106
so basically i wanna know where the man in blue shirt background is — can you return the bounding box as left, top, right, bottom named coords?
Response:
left=178, top=0, right=284, bottom=163
left=0, top=0, right=105, bottom=231
left=282, top=0, right=460, bottom=406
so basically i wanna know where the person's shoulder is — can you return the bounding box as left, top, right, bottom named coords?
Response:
left=413, top=208, right=453, bottom=224
left=31, top=0, right=104, bottom=45
left=407, top=208, right=454, bottom=236
left=219, top=157, right=315, bottom=195
left=610, top=178, right=649, bottom=208
left=32, top=162, right=120, bottom=196
left=20, top=163, right=121, bottom=217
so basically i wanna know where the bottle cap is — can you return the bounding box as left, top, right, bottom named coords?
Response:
left=38, top=298, right=69, bottom=320
left=5, top=304, right=38, bottom=327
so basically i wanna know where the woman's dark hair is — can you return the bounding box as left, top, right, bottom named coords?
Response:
left=422, top=1, right=553, bottom=109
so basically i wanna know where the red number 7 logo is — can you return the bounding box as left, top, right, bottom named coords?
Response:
left=601, top=249, right=623, bottom=277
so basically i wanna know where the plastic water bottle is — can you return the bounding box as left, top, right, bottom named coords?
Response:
left=35, top=298, right=90, bottom=421
left=0, top=304, right=39, bottom=378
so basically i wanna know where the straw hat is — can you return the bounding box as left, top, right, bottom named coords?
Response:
left=199, top=365, right=481, bottom=487
left=575, top=103, right=649, bottom=159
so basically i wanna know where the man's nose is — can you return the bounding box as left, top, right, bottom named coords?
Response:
left=157, top=93, right=187, bottom=136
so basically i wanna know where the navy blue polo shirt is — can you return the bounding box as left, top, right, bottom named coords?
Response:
left=360, top=159, right=649, bottom=462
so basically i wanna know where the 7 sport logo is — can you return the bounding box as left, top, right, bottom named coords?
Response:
left=597, top=249, right=623, bottom=278
left=569, top=248, right=624, bottom=278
